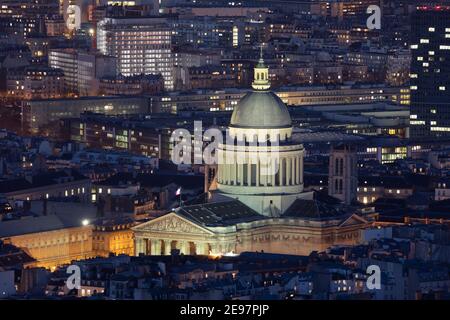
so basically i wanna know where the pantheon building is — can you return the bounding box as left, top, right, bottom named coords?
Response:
left=133, top=55, right=369, bottom=257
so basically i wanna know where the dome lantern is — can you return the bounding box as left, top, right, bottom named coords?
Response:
left=252, top=45, right=270, bottom=91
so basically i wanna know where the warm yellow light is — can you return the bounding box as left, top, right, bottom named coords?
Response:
left=208, top=251, right=222, bottom=259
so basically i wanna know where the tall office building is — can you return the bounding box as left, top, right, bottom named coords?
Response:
left=97, top=17, right=174, bottom=91
left=49, top=49, right=117, bottom=96
left=410, top=6, right=450, bottom=139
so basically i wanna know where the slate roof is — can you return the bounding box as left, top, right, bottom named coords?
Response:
left=0, top=202, right=97, bottom=238
left=358, top=175, right=411, bottom=189
left=100, top=172, right=204, bottom=190
left=0, top=170, right=89, bottom=194
left=283, top=192, right=347, bottom=219
left=176, top=200, right=265, bottom=227
left=0, top=243, right=35, bottom=269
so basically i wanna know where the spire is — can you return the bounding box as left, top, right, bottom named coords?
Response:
left=252, top=44, right=270, bottom=91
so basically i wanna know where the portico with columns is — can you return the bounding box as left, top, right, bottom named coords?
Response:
left=132, top=212, right=237, bottom=256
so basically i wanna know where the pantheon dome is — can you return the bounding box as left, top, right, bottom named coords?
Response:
left=229, top=91, right=291, bottom=129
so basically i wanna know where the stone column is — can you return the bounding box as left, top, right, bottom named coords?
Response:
left=150, top=239, right=158, bottom=255
left=287, top=157, right=292, bottom=185
left=135, top=238, right=144, bottom=256
left=272, top=158, right=277, bottom=187
left=197, top=242, right=208, bottom=255
left=296, top=157, right=300, bottom=184
left=300, top=156, right=303, bottom=184
left=180, top=241, right=188, bottom=255
left=262, top=167, right=267, bottom=186
left=224, top=164, right=227, bottom=184
left=195, top=242, right=202, bottom=255
left=256, top=161, right=260, bottom=186
left=291, top=157, right=296, bottom=185
left=164, top=241, right=171, bottom=255
left=210, top=243, right=220, bottom=255
left=280, top=158, right=284, bottom=186
left=247, top=160, right=252, bottom=186
left=236, top=164, right=240, bottom=185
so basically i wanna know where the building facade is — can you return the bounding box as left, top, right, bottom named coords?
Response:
left=48, top=49, right=117, bottom=96
left=133, top=57, right=369, bottom=257
left=410, top=6, right=450, bottom=139
left=97, top=17, right=174, bottom=91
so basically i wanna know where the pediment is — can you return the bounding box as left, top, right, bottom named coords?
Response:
left=338, top=214, right=368, bottom=228
left=132, top=212, right=214, bottom=235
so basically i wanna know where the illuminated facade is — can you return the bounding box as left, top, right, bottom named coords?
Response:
left=154, top=85, right=410, bottom=114
left=92, top=219, right=135, bottom=257
left=0, top=202, right=137, bottom=270
left=410, top=6, right=450, bottom=139
left=7, top=66, right=65, bottom=100
left=48, top=49, right=117, bottom=96
left=22, top=96, right=150, bottom=134
left=97, top=17, right=174, bottom=90
left=5, top=225, right=94, bottom=270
